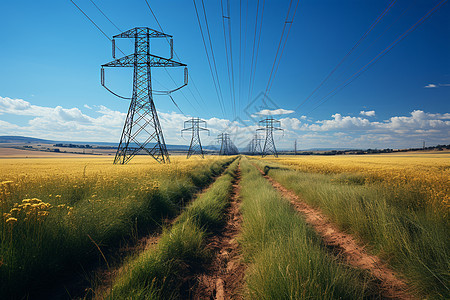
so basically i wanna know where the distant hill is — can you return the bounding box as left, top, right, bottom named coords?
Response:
left=0, top=136, right=214, bottom=151
left=0, top=136, right=53, bottom=144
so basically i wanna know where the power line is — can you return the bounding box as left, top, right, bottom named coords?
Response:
left=71, top=0, right=188, bottom=114
left=239, top=0, right=242, bottom=118
left=143, top=0, right=208, bottom=111
left=201, top=0, right=227, bottom=116
left=221, top=0, right=237, bottom=118
left=307, top=0, right=448, bottom=114
left=88, top=0, right=175, bottom=94
left=143, top=0, right=205, bottom=114
left=89, top=0, right=121, bottom=32
left=144, top=0, right=164, bottom=34
left=249, top=0, right=266, bottom=101
left=241, top=0, right=249, bottom=107
left=329, top=1, right=416, bottom=91
left=264, top=0, right=300, bottom=98
left=69, top=0, right=125, bottom=56
left=247, top=0, right=266, bottom=104
left=264, top=0, right=293, bottom=97
left=226, top=0, right=236, bottom=118
left=295, top=0, right=397, bottom=111
left=192, top=0, right=226, bottom=117
left=247, top=0, right=260, bottom=105
left=267, top=0, right=300, bottom=95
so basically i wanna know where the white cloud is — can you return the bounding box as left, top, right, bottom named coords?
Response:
left=84, top=104, right=92, bottom=109
left=0, top=96, right=125, bottom=141
left=296, top=110, right=450, bottom=149
left=424, top=83, right=450, bottom=88
left=360, top=110, right=375, bottom=117
left=424, top=83, right=437, bottom=88
left=306, top=114, right=372, bottom=131
left=254, top=108, right=295, bottom=116
left=1, top=96, right=449, bottom=150
left=304, top=110, right=450, bottom=133
left=0, top=119, right=21, bottom=130
left=280, top=117, right=302, bottom=130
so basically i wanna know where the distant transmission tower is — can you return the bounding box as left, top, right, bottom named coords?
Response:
left=101, top=27, right=187, bottom=164
left=217, top=133, right=239, bottom=155
left=257, top=118, right=283, bottom=157
left=248, top=133, right=263, bottom=155
left=181, top=118, right=209, bottom=158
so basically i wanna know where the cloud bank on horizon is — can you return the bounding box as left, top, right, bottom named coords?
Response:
left=0, top=96, right=449, bottom=150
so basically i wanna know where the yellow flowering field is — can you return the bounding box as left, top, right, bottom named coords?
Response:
left=0, top=155, right=225, bottom=235
left=260, top=152, right=450, bottom=210
left=0, top=155, right=220, bottom=184
left=0, top=155, right=221, bottom=204
left=0, top=155, right=232, bottom=298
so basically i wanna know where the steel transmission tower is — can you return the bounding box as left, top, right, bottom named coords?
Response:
left=101, top=27, right=187, bottom=164
left=247, top=133, right=263, bottom=155
left=257, top=118, right=283, bottom=157
left=217, top=133, right=238, bottom=155
left=181, top=118, right=209, bottom=158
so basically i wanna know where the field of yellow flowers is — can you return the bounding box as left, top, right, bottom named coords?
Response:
left=0, top=155, right=232, bottom=298
left=253, top=152, right=449, bottom=297
left=261, top=152, right=450, bottom=212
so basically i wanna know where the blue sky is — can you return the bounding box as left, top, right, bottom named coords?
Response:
left=0, top=0, right=449, bottom=150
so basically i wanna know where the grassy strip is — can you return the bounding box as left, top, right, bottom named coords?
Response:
left=108, top=157, right=240, bottom=299
left=239, top=157, right=372, bottom=299
left=252, top=158, right=449, bottom=299
left=0, top=158, right=234, bottom=299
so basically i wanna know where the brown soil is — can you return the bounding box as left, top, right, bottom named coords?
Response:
left=90, top=166, right=238, bottom=299
left=189, top=164, right=246, bottom=300
left=257, top=166, right=415, bottom=300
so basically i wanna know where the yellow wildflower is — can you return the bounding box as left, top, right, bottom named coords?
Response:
left=37, top=211, right=49, bottom=217
left=10, top=208, right=20, bottom=214
left=5, top=217, right=17, bottom=224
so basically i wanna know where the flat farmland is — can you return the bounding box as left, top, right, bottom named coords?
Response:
left=1, top=153, right=448, bottom=299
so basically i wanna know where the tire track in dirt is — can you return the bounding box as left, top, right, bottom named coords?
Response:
left=190, top=163, right=246, bottom=300
left=255, top=165, right=415, bottom=300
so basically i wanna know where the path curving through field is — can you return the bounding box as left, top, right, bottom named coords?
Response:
left=256, top=165, right=415, bottom=300
left=190, top=163, right=246, bottom=300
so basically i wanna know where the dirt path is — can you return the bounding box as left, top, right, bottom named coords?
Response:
left=256, top=166, right=415, bottom=300
left=85, top=170, right=231, bottom=299
left=190, top=164, right=246, bottom=300
left=90, top=228, right=165, bottom=299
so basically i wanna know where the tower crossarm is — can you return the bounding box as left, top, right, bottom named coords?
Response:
left=102, top=54, right=185, bottom=68
left=147, top=54, right=186, bottom=67
left=101, top=54, right=134, bottom=67
left=113, top=27, right=172, bottom=39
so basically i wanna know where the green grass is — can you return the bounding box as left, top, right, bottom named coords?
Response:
left=107, top=158, right=240, bottom=299
left=252, top=158, right=449, bottom=299
left=0, top=158, right=234, bottom=299
left=239, top=157, right=373, bottom=299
